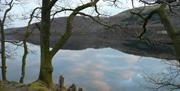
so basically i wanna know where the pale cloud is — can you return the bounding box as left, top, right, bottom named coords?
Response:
left=91, top=80, right=111, bottom=91
left=94, top=63, right=106, bottom=70
left=72, top=61, right=90, bottom=75
left=125, top=55, right=141, bottom=65
left=90, top=70, right=104, bottom=78
left=4, top=43, right=171, bottom=91
left=119, top=69, right=136, bottom=80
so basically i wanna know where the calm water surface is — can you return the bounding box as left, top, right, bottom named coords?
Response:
left=0, top=43, right=176, bottom=91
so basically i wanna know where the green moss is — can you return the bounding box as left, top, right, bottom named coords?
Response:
left=0, top=88, right=5, bottom=91
left=28, top=81, right=57, bottom=91
left=28, top=81, right=50, bottom=91
left=0, top=81, right=3, bottom=88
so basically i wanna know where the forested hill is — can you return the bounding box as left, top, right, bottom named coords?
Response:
left=4, top=5, right=180, bottom=60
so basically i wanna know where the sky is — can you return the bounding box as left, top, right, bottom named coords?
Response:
left=0, top=0, right=144, bottom=28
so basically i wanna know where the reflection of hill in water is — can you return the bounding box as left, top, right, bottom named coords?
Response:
left=3, top=42, right=175, bottom=91
left=4, top=5, right=180, bottom=60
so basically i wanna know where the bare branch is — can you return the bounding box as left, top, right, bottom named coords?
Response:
left=131, top=9, right=157, bottom=39
left=24, top=7, right=41, bottom=39
left=49, top=0, right=58, bottom=9
left=139, top=0, right=156, bottom=5
left=77, top=12, right=110, bottom=28
left=5, top=40, right=22, bottom=46
left=1, top=0, right=14, bottom=26
left=139, top=10, right=157, bottom=39
left=50, top=0, right=100, bottom=58
left=51, top=7, right=110, bottom=28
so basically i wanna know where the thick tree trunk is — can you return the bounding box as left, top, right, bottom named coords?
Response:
left=38, top=0, right=99, bottom=88
left=38, top=56, right=53, bottom=87
left=158, top=4, right=180, bottom=62
left=38, top=0, right=53, bottom=87
left=172, top=36, right=180, bottom=61
left=0, top=0, right=13, bottom=81
left=0, top=21, right=7, bottom=81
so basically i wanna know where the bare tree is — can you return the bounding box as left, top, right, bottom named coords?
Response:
left=130, top=0, right=180, bottom=90
left=132, top=0, right=180, bottom=62
left=36, top=0, right=116, bottom=88
left=0, top=0, right=14, bottom=81
left=19, top=7, right=41, bottom=83
left=144, top=61, right=180, bottom=91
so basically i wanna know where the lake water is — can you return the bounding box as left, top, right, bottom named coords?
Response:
left=0, top=43, right=178, bottom=91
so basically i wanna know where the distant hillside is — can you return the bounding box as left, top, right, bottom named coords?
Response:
left=3, top=5, right=180, bottom=60
left=110, top=4, right=180, bottom=26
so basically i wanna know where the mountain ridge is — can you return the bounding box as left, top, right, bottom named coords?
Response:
left=3, top=5, right=180, bottom=60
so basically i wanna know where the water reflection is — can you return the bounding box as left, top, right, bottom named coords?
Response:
left=0, top=43, right=173, bottom=91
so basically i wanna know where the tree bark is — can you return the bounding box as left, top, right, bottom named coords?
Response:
left=0, top=20, right=7, bottom=81
left=20, top=7, right=40, bottom=83
left=38, top=0, right=53, bottom=87
left=19, top=41, right=28, bottom=83
left=0, top=0, right=13, bottom=81
left=158, top=4, right=180, bottom=62
left=38, top=0, right=99, bottom=88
